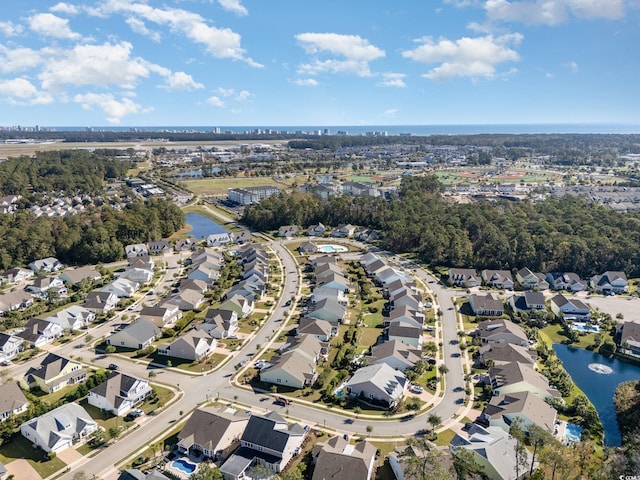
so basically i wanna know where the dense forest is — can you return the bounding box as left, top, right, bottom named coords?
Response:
left=0, top=150, right=132, bottom=197
left=0, top=199, right=184, bottom=269
left=242, top=175, right=640, bottom=278
left=613, top=381, right=640, bottom=474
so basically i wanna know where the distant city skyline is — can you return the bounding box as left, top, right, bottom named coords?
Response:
left=0, top=1, right=638, bottom=127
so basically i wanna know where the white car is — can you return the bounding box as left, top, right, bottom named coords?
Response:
left=410, top=385, right=424, bottom=394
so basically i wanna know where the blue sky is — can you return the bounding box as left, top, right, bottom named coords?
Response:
left=0, top=0, right=638, bottom=127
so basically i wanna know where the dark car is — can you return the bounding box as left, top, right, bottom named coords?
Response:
left=108, top=363, right=119, bottom=370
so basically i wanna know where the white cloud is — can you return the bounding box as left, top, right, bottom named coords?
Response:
left=379, top=72, right=407, bottom=88
left=163, top=71, right=204, bottom=90
left=126, top=17, right=161, bottom=42
left=38, top=41, right=150, bottom=91
left=29, top=13, right=80, bottom=39
left=207, top=96, right=225, bottom=107
left=296, top=32, right=385, bottom=77
left=484, top=0, right=624, bottom=25
left=50, top=3, right=79, bottom=15
left=0, top=45, right=42, bottom=74
left=563, top=61, right=579, bottom=73
left=73, top=92, right=147, bottom=123
left=294, top=78, right=319, bottom=86
left=383, top=108, right=398, bottom=117
left=402, top=33, right=522, bottom=81
left=0, top=78, right=54, bottom=105
left=218, top=0, right=248, bottom=16
left=215, top=87, right=235, bottom=97
left=0, top=21, right=24, bottom=36
left=546, top=72, right=554, bottom=78
left=95, top=1, right=261, bottom=67
left=235, top=90, right=252, bottom=101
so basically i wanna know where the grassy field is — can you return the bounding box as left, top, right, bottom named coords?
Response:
left=180, top=176, right=293, bottom=196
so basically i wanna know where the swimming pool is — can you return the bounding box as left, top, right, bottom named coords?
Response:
left=571, top=324, right=599, bottom=333
left=564, top=423, right=582, bottom=443
left=172, top=458, right=197, bottom=474
left=317, top=244, right=348, bottom=253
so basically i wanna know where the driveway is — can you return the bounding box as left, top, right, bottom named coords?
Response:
left=5, top=459, right=41, bottom=480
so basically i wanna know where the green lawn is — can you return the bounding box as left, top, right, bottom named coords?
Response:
left=433, top=428, right=457, bottom=447
left=181, top=177, right=292, bottom=196
left=0, top=434, right=67, bottom=478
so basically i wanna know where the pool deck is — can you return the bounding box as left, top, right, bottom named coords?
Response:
left=165, top=456, right=200, bottom=479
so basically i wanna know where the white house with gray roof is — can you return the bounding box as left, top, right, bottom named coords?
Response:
left=88, top=372, right=151, bottom=416
left=20, top=402, right=97, bottom=453
left=344, top=363, right=409, bottom=409
left=107, top=319, right=160, bottom=350
left=0, top=382, right=28, bottom=422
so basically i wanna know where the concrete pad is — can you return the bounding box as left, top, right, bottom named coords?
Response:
left=57, top=446, right=84, bottom=465
left=4, top=459, right=42, bottom=480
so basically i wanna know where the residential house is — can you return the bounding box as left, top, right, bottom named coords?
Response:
left=509, top=291, right=546, bottom=312
left=119, top=267, right=153, bottom=284
left=207, top=232, right=234, bottom=247
left=311, top=287, right=348, bottom=307
left=175, top=237, right=198, bottom=252
left=364, top=259, right=387, bottom=278
left=125, top=243, right=148, bottom=258
left=261, top=334, right=324, bottom=389
left=227, top=279, right=265, bottom=302
left=386, top=321, right=423, bottom=347
left=385, top=305, right=424, bottom=328
left=100, top=277, right=139, bottom=298
left=219, top=294, right=254, bottom=318
left=481, top=270, right=514, bottom=290
left=166, top=289, right=205, bottom=311
left=331, top=224, right=356, bottom=238
left=88, top=372, right=151, bottom=416
left=359, top=252, right=380, bottom=268
left=234, top=231, right=253, bottom=245
left=516, top=268, right=549, bottom=290
left=180, top=278, right=209, bottom=294
left=389, top=289, right=423, bottom=311
left=147, top=240, right=171, bottom=255
left=450, top=424, right=532, bottom=480
left=546, top=272, right=587, bottom=292
left=187, top=264, right=220, bottom=284
left=478, top=343, right=537, bottom=366
left=296, top=317, right=336, bottom=342
left=45, top=305, right=95, bottom=331
left=619, top=321, right=640, bottom=358
left=82, top=291, right=118, bottom=313
left=375, top=267, right=410, bottom=287
left=477, top=319, right=528, bottom=347
left=344, top=363, right=409, bottom=409
left=128, top=256, right=155, bottom=271
left=158, top=329, right=217, bottom=361
left=118, top=470, right=170, bottom=480
left=25, top=276, right=68, bottom=299
left=277, top=225, right=298, bottom=237
left=28, top=257, right=63, bottom=274
left=298, top=241, right=318, bottom=253
left=549, top=294, right=590, bottom=321
left=307, top=297, right=346, bottom=324
left=316, top=271, right=350, bottom=293
left=469, top=294, right=504, bottom=317
left=197, top=309, right=239, bottom=339
left=107, top=319, right=160, bottom=350
left=176, top=406, right=249, bottom=460
left=220, top=411, right=306, bottom=480
left=22, top=353, right=87, bottom=393
left=384, top=279, right=416, bottom=299
left=311, top=436, right=377, bottom=480
left=0, top=382, right=28, bottom=421
left=0, top=267, right=34, bottom=285
left=20, top=402, right=97, bottom=453
left=16, top=318, right=63, bottom=348
left=307, top=223, right=326, bottom=236
left=482, top=391, right=556, bottom=435
left=449, top=268, right=481, bottom=288
left=369, top=340, right=422, bottom=371
left=0, top=333, right=23, bottom=363
left=488, top=362, right=561, bottom=399
left=0, top=290, right=34, bottom=314
left=590, top=271, right=629, bottom=294
left=60, top=266, right=102, bottom=285
left=139, top=305, right=182, bottom=328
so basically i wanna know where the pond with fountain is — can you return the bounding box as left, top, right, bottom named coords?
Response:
left=553, top=343, right=640, bottom=446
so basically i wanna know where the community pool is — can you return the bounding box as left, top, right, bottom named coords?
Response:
left=563, top=423, right=582, bottom=444
left=571, top=324, right=599, bottom=333
left=172, top=458, right=197, bottom=474
left=317, top=244, right=348, bottom=253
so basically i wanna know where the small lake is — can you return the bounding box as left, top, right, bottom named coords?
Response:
left=185, top=212, right=228, bottom=239
left=553, top=343, right=640, bottom=446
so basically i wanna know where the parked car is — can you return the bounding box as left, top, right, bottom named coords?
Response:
left=410, top=385, right=424, bottom=394
left=108, top=363, right=119, bottom=370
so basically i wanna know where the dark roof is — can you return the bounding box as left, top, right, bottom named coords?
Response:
left=241, top=412, right=303, bottom=454
left=178, top=406, right=248, bottom=452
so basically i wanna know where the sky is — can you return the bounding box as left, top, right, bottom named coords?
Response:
left=0, top=0, right=639, bottom=127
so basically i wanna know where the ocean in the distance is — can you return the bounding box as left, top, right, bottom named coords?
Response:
left=45, top=124, right=640, bottom=135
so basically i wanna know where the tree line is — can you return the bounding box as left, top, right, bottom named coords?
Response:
left=242, top=175, right=640, bottom=278
left=0, top=198, right=184, bottom=270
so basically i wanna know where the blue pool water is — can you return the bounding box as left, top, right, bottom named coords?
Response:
left=172, top=458, right=197, bottom=474
left=185, top=212, right=228, bottom=239
left=564, top=423, right=582, bottom=443
left=571, top=324, right=599, bottom=333
left=318, top=244, right=348, bottom=253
